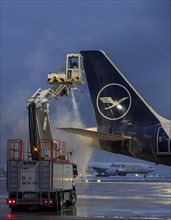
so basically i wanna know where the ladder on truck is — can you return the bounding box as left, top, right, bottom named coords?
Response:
left=7, top=139, right=23, bottom=203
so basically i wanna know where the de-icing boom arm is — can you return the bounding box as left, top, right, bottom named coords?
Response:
left=26, top=53, right=85, bottom=160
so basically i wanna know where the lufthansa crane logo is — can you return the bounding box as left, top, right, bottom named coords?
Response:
left=96, top=83, right=132, bottom=120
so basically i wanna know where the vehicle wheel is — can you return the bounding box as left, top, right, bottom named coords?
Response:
left=66, top=191, right=76, bottom=206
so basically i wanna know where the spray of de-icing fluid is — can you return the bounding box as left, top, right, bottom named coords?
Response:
left=53, top=91, right=93, bottom=178
left=71, top=92, right=80, bottom=120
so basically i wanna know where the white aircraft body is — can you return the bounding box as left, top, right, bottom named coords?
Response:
left=88, top=162, right=155, bottom=177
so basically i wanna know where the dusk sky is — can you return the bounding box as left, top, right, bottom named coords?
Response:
left=1, top=1, right=170, bottom=174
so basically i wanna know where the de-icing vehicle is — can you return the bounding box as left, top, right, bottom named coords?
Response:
left=6, top=54, right=84, bottom=211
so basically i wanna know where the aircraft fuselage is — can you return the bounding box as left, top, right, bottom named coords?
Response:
left=99, top=123, right=171, bottom=166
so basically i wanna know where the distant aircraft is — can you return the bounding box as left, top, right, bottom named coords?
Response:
left=59, top=50, right=171, bottom=166
left=87, top=162, right=155, bottom=177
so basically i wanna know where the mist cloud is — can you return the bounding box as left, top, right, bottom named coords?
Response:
left=52, top=92, right=94, bottom=177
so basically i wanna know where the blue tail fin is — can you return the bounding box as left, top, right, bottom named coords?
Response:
left=80, top=50, right=159, bottom=128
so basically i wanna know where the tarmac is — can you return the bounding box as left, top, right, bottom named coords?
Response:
left=0, top=178, right=171, bottom=220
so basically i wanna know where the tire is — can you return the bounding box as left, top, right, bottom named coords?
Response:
left=66, top=191, right=77, bottom=206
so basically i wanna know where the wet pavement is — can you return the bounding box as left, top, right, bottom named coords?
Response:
left=0, top=179, right=171, bottom=220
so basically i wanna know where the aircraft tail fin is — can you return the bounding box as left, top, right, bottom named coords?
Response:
left=80, top=50, right=159, bottom=128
